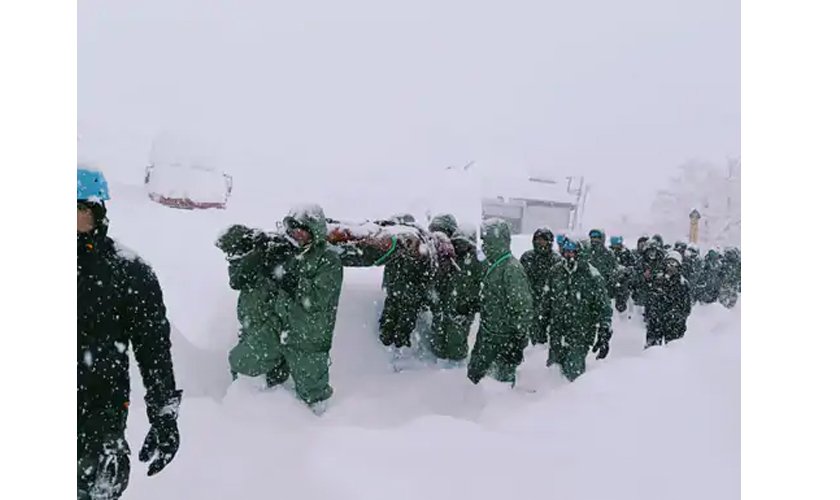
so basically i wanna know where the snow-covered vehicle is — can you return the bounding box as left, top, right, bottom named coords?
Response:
left=144, top=162, right=232, bottom=210
left=143, top=132, right=233, bottom=210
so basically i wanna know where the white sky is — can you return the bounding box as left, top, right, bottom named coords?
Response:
left=78, top=0, right=739, bottom=224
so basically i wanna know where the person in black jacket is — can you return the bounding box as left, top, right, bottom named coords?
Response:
left=77, top=168, right=182, bottom=500
left=644, top=250, right=692, bottom=348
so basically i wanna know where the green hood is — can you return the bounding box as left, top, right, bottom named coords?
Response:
left=428, top=213, right=459, bottom=238
left=284, top=204, right=328, bottom=246
left=452, top=226, right=477, bottom=245
left=481, top=218, right=512, bottom=262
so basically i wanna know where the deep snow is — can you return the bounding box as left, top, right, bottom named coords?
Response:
left=104, top=182, right=739, bottom=500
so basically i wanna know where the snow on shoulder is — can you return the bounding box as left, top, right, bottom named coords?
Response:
left=113, top=239, right=145, bottom=264
left=587, top=263, right=602, bottom=278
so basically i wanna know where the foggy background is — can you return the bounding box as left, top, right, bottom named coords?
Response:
left=78, top=0, right=739, bottom=228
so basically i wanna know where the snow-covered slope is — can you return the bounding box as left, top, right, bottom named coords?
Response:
left=105, top=182, right=739, bottom=500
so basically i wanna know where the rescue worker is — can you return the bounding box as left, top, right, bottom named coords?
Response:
left=78, top=167, right=182, bottom=499
left=520, top=227, right=561, bottom=344
left=546, top=239, right=613, bottom=382
left=467, top=219, right=533, bottom=386
left=644, top=251, right=692, bottom=347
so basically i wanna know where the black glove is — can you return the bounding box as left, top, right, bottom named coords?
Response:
left=140, top=392, right=182, bottom=476
left=615, top=300, right=627, bottom=313
left=592, top=324, right=612, bottom=360
left=595, top=341, right=610, bottom=360
left=216, top=224, right=258, bottom=256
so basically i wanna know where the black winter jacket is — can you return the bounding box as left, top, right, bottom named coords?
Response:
left=78, top=230, right=180, bottom=451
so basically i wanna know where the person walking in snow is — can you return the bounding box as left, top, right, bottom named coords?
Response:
left=633, top=236, right=649, bottom=262
left=718, top=247, right=741, bottom=308
left=467, top=219, right=534, bottom=386
left=629, top=235, right=649, bottom=305
left=377, top=214, right=435, bottom=352
left=545, top=239, right=613, bottom=382
left=78, top=167, right=182, bottom=500
left=643, top=251, right=692, bottom=347
left=429, top=220, right=482, bottom=364
left=695, top=248, right=724, bottom=304
left=610, top=236, right=636, bottom=268
left=520, top=227, right=561, bottom=345
left=682, top=244, right=703, bottom=302
left=582, top=228, right=621, bottom=311
left=633, top=238, right=667, bottom=308
left=226, top=204, right=343, bottom=414
left=609, top=235, right=634, bottom=313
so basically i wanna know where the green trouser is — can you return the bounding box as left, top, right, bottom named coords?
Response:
left=548, top=330, right=591, bottom=382
left=430, top=310, right=473, bottom=361
left=555, top=346, right=589, bottom=382
left=229, top=330, right=333, bottom=405
left=531, top=298, right=551, bottom=344
left=379, top=294, right=424, bottom=348
left=467, top=329, right=524, bottom=385
left=277, top=347, right=334, bottom=405
left=248, top=348, right=333, bottom=405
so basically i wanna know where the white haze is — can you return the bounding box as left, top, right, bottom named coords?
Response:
left=78, top=0, right=739, bottom=226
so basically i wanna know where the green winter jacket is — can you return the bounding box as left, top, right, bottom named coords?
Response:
left=435, top=233, right=482, bottom=318
left=583, top=243, right=619, bottom=289
left=429, top=228, right=482, bottom=360
left=520, top=247, right=561, bottom=304
left=547, top=257, right=612, bottom=348
left=611, top=246, right=636, bottom=269
left=478, top=220, right=534, bottom=345
left=279, top=206, right=344, bottom=352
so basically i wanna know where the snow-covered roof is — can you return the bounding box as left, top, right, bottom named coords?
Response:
left=480, top=175, right=577, bottom=205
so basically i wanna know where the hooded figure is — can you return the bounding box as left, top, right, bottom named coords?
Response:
left=718, top=247, right=741, bottom=308
left=644, top=250, right=692, bottom=347
left=428, top=213, right=459, bottom=238
left=78, top=168, right=182, bottom=499
left=429, top=223, right=482, bottom=362
left=682, top=244, right=702, bottom=301
left=378, top=214, right=435, bottom=350
left=519, top=227, right=561, bottom=344
left=583, top=228, right=621, bottom=310
left=228, top=204, right=343, bottom=412
left=609, top=235, right=634, bottom=312
left=546, top=239, right=613, bottom=381
left=632, top=238, right=666, bottom=308
left=695, top=249, right=723, bottom=304
left=467, top=219, right=534, bottom=386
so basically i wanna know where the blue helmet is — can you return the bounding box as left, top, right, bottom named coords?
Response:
left=610, top=236, right=623, bottom=246
left=556, top=233, right=568, bottom=246
left=561, top=239, right=579, bottom=252
left=77, top=167, right=110, bottom=202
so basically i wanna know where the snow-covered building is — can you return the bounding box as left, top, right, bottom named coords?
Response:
left=481, top=175, right=579, bottom=235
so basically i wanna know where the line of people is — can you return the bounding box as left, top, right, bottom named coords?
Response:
left=219, top=207, right=741, bottom=407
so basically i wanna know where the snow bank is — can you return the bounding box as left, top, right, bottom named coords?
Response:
left=123, top=304, right=739, bottom=500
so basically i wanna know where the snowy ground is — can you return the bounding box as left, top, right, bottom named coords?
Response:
left=106, top=183, right=740, bottom=500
